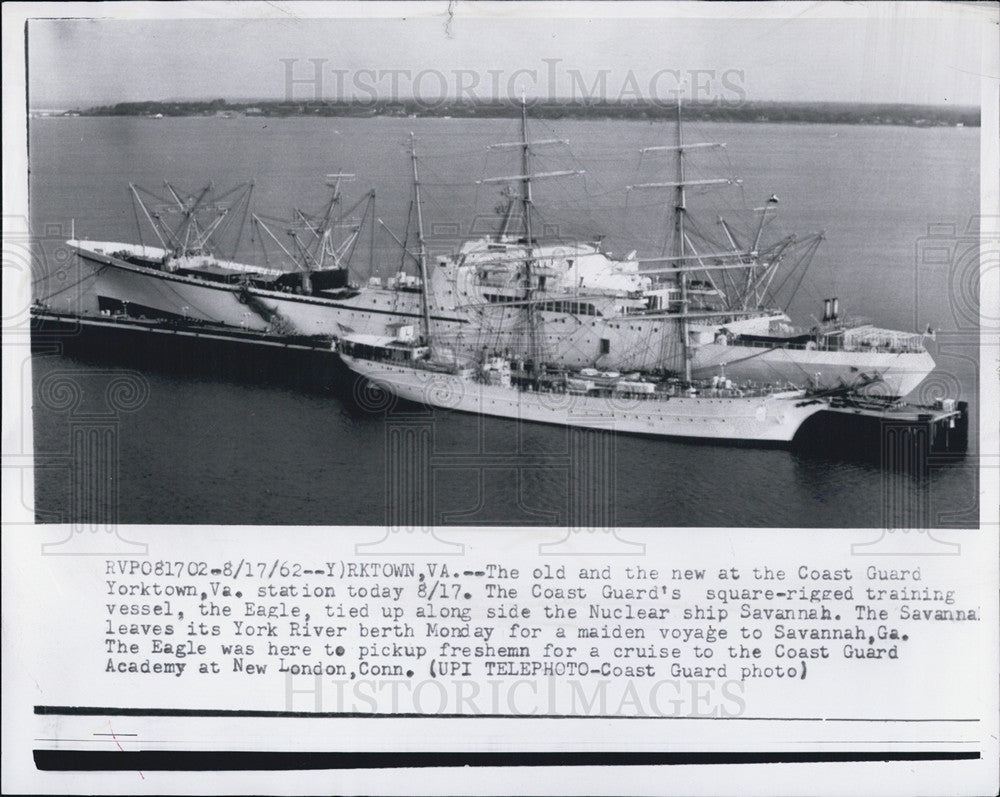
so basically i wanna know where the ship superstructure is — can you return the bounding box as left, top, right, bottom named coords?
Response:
left=337, top=105, right=831, bottom=445
left=64, top=104, right=935, bottom=396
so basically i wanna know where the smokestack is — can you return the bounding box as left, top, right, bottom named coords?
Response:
left=832, top=297, right=840, bottom=320
left=823, top=298, right=832, bottom=322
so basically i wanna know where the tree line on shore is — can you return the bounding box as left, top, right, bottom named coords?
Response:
left=72, top=98, right=979, bottom=127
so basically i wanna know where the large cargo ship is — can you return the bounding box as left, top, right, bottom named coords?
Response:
left=66, top=106, right=935, bottom=396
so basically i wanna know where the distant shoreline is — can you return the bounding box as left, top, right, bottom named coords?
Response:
left=34, top=99, right=979, bottom=128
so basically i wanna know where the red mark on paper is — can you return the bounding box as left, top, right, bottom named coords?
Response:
left=108, top=724, right=145, bottom=781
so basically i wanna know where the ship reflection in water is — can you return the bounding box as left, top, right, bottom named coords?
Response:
left=29, top=318, right=975, bottom=529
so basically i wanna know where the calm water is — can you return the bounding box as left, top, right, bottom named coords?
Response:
left=28, top=116, right=980, bottom=527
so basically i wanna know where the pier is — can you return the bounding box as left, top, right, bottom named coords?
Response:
left=793, top=394, right=969, bottom=459
left=30, top=307, right=342, bottom=390
left=29, top=308, right=969, bottom=459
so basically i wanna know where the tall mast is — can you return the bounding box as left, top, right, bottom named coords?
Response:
left=630, top=100, right=732, bottom=379
left=520, top=96, right=533, bottom=246
left=520, top=96, right=537, bottom=363
left=478, top=104, right=582, bottom=363
left=674, top=98, right=692, bottom=382
left=410, top=133, right=433, bottom=344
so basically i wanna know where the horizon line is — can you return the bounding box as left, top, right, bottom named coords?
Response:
left=31, top=97, right=983, bottom=112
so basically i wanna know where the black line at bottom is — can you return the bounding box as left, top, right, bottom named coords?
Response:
left=31, top=706, right=981, bottom=722
left=33, top=750, right=980, bottom=771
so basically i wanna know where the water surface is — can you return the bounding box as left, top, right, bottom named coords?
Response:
left=28, top=116, right=980, bottom=526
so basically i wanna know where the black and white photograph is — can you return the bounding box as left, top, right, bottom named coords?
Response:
left=18, top=2, right=987, bottom=528
left=3, top=2, right=998, bottom=795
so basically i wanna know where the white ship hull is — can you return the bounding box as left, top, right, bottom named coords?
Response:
left=341, top=355, right=830, bottom=444
left=75, top=242, right=467, bottom=338
left=690, top=342, right=936, bottom=398
left=73, top=241, right=935, bottom=396
left=73, top=241, right=698, bottom=368
left=82, top=246, right=270, bottom=328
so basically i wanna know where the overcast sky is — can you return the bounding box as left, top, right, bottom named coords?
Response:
left=27, top=3, right=989, bottom=109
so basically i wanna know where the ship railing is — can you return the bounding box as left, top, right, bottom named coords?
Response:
left=841, top=327, right=926, bottom=352
left=511, top=375, right=799, bottom=401
left=841, top=340, right=926, bottom=353
left=726, top=337, right=926, bottom=354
